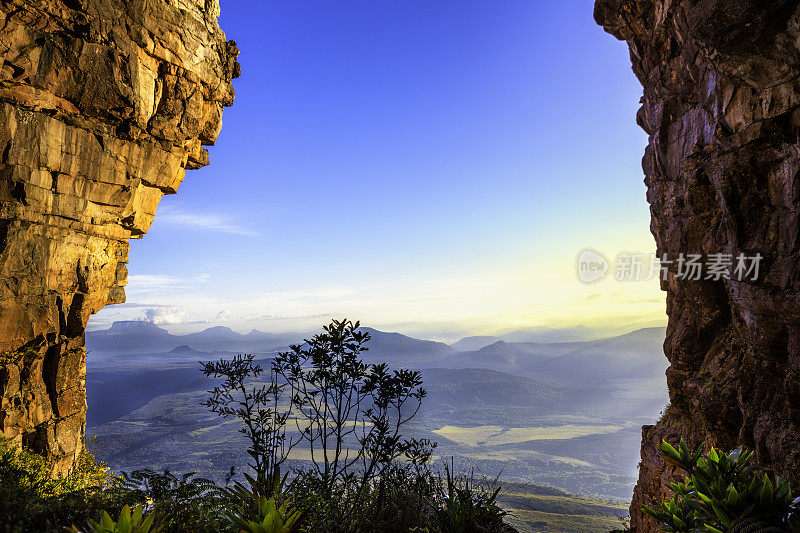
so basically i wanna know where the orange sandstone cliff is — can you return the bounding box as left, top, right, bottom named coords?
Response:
left=0, top=0, right=238, bottom=474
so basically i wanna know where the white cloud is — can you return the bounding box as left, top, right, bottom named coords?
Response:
left=157, top=206, right=255, bottom=235
left=125, top=273, right=212, bottom=295
left=215, top=310, right=234, bottom=321
left=88, top=303, right=189, bottom=328
left=143, top=306, right=188, bottom=324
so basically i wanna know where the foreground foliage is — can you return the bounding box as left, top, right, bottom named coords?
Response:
left=644, top=438, right=800, bottom=532
left=116, top=469, right=230, bottom=532
left=72, top=505, right=162, bottom=533
left=431, top=461, right=507, bottom=533
left=227, top=496, right=302, bottom=533
left=201, top=319, right=443, bottom=531
left=0, top=436, right=124, bottom=532
left=1, top=444, right=509, bottom=533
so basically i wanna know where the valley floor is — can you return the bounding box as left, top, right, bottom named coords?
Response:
left=497, top=483, right=628, bottom=532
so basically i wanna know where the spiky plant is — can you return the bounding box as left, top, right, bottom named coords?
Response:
left=643, top=439, right=800, bottom=532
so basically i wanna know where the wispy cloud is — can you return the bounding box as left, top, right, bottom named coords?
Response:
left=157, top=206, right=256, bottom=236
left=125, top=272, right=212, bottom=293
left=126, top=274, right=182, bottom=292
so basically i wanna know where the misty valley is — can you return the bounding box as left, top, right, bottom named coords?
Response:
left=84, top=321, right=667, bottom=531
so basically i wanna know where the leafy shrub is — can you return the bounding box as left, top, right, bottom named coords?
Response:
left=198, top=319, right=516, bottom=533
left=271, top=319, right=433, bottom=492
left=644, top=438, right=800, bottom=532
left=70, top=436, right=115, bottom=491
left=354, top=463, right=437, bottom=532
left=0, top=440, right=225, bottom=533
left=202, top=319, right=438, bottom=531
left=0, top=436, right=110, bottom=498
left=201, top=354, right=291, bottom=486
left=0, top=437, right=124, bottom=532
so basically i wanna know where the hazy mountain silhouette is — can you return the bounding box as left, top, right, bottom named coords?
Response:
left=87, top=322, right=665, bottom=383
left=449, top=326, right=607, bottom=352
left=358, top=327, right=455, bottom=365
left=87, top=321, right=306, bottom=356
left=167, top=345, right=206, bottom=356
left=450, top=335, right=504, bottom=351
left=523, top=327, right=666, bottom=383
left=87, top=322, right=455, bottom=367
left=87, top=321, right=174, bottom=353
left=435, top=327, right=667, bottom=381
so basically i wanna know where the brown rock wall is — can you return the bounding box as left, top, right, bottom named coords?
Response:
left=595, top=0, right=800, bottom=529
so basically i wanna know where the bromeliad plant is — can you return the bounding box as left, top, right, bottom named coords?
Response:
left=72, top=504, right=162, bottom=533
left=226, top=495, right=303, bottom=533
left=643, top=438, right=800, bottom=532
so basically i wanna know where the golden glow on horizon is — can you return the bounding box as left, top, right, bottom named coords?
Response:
left=93, top=240, right=667, bottom=339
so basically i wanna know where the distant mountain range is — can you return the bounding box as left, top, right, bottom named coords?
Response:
left=433, top=327, right=667, bottom=384
left=86, top=321, right=456, bottom=366
left=87, top=321, right=666, bottom=386
left=86, top=321, right=304, bottom=356
left=448, top=329, right=597, bottom=352
left=85, top=321, right=669, bottom=502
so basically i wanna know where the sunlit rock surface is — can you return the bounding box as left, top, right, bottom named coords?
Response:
left=595, top=0, right=800, bottom=530
left=0, top=0, right=238, bottom=474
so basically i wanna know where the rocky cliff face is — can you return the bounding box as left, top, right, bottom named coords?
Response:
left=0, top=0, right=237, bottom=474
left=595, top=0, right=800, bottom=530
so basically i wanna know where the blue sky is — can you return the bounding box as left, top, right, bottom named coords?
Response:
left=90, top=0, right=665, bottom=338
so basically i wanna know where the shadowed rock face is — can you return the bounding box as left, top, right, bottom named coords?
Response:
left=0, top=0, right=238, bottom=474
left=594, top=0, right=800, bottom=530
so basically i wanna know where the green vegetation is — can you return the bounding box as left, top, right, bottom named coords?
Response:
left=72, top=505, right=162, bottom=533
left=0, top=436, right=111, bottom=498
left=0, top=435, right=124, bottom=531
left=226, top=495, right=302, bottom=533
left=431, top=460, right=507, bottom=533
left=644, top=438, right=800, bottom=532
left=115, top=469, right=230, bottom=532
